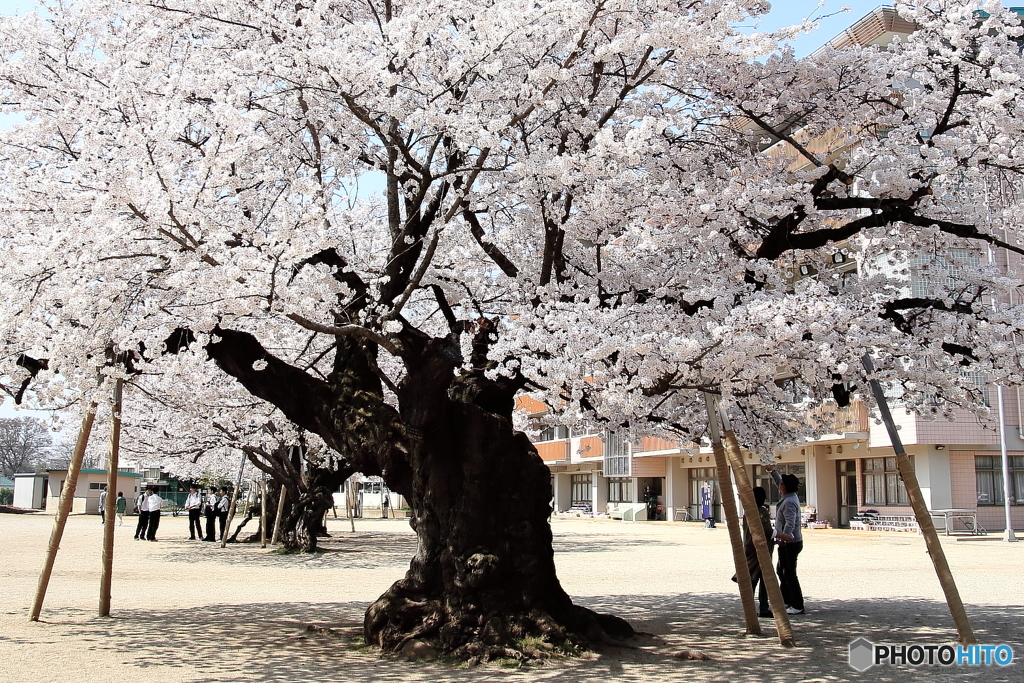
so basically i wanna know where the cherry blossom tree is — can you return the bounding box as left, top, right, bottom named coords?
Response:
left=2, top=0, right=1023, bottom=659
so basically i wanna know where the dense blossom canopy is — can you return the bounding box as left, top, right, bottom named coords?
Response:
left=1, top=0, right=1023, bottom=464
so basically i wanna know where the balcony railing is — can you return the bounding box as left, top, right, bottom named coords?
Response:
left=535, top=440, right=569, bottom=462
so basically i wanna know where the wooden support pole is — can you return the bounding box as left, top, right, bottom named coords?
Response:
left=346, top=478, right=356, bottom=532
left=703, top=393, right=760, bottom=635
left=29, top=401, right=98, bottom=622
left=719, top=409, right=796, bottom=647
left=260, top=480, right=268, bottom=548
left=99, top=378, right=123, bottom=617
left=271, top=485, right=287, bottom=545
left=221, top=452, right=247, bottom=548
left=861, top=354, right=977, bottom=645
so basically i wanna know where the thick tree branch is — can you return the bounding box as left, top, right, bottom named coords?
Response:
left=286, top=313, right=402, bottom=356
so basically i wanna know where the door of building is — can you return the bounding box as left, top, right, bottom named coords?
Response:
left=689, top=468, right=719, bottom=523
left=837, top=459, right=858, bottom=528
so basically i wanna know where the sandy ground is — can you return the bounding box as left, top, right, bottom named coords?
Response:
left=0, top=511, right=1021, bottom=683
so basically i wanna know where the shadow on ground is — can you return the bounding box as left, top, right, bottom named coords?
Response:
left=160, top=531, right=419, bottom=570
left=18, top=594, right=1021, bottom=682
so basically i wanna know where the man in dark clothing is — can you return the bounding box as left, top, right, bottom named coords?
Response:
left=134, top=490, right=149, bottom=540
left=204, top=488, right=218, bottom=541
left=183, top=486, right=203, bottom=540
left=733, top=486, right=775, bottom=617
left=216, top=487, right=230, bottom=540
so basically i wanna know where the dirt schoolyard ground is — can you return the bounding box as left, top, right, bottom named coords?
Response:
left=0, top=511, right=1021, bottom=682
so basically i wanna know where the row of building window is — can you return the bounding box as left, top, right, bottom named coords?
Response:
left=976, top=456, right=1024, bottom=506
left=567, top=454, right=1022, bottom=509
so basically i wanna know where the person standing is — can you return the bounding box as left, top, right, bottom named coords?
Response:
left=184, top=486, right=204, bottom=540
left=733, top=486, right=775, bottom=617
left=98, top=485, right=108, bottom=524
left=204, top=488, right=218, bottom=541
left=767, top=465, right=805, bottom=615
left=216, top=487, right=230, bottom=541
left=700, top=482, right=716, bottom=528
left=134, top=490, right=150, bottom=540
left=144, top=487, right=163, bottom=541
left=115, top=491, right=126, bottom=526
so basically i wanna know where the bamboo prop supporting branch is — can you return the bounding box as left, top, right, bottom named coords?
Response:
left=99, top=379, right=123, bottom=617
left=703, top=393, right=760, bottom=635
left=346, top=478, right=356, bottom=533
left=861, top=354, right=978, bottom=645
left=260, top=480, right=268, bottom=548
left=221, top=452, right=248, bottom=548
left=719, top=409, right=796, bottom=647
left=271, top=485, right=287, bottom=545
left=29, top=401, right=99, bottom=622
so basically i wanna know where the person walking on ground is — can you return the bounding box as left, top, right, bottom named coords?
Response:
left=733, top=486, right=775, bottom=617
left=700, top=482, right=716, bottom=528
left=144, top=486, right=163, bottom=541
left=216, top=487, right=230, bottom=540
left=115, top=491, right=126, bottom=526
left=98, top=485, right=107, bottom=524
left=766, top=465, right=805, bottom=615
left=134, top=490, right=150, bottom=540
left=184, top=486, right=204, bottom=540
left=203, top=488, right=218, bottom=541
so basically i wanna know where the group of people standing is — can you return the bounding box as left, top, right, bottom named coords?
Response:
left=134, top=487, right=164, bottom=541
left=183, top=486, right=231, bottom=542
left=735, top=465, right=805, bottom=617
left=126, top=485, right=230, bottom=542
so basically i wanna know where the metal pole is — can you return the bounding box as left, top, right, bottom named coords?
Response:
left=702, top=393, right=760, bottom=635
left=29, top=401, right=99, bottom=621
left=995, top=386, right=1018, bottom=542
left=862, top=354, right=977, bottom=644
left=99, top=379, right=123, bottom=616
left=987, top=242, right=1018, bottom=542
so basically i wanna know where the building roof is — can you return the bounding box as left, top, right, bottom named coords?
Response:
left=45, top=468, right=142, bottom=477
left=817, top=6, right=918, bottom=54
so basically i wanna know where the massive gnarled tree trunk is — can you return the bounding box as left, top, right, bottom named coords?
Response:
left=206, top=326, right=633, bottom=658
left=366, top=352, right=632, bottom=658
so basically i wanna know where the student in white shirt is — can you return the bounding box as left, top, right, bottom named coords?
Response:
left=183, top=486, right=204, bottom=540
left=204, top=489, right=219, bottom=541
left=144, top=487, right=163, bottom=541
left=216, top=487, right=230, bottom=541
left=98, top=485, right=108, bottom=524
left=134, top=490, right=150, bottom=540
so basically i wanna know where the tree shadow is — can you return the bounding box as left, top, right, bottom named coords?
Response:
left=34, top=593, right=1022, bottom=682
left=161, top=531, right=419, bottom=570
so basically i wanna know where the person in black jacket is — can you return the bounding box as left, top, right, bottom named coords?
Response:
left=133, top=490, right=149, bottom=540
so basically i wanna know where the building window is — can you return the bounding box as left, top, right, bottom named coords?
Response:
left=570, top=474, right=592, bottom=506
left=863, top=457, right=909, bottom=506
left=538, top=425, right=569, bottom=442
left=604, top=431, right=631, bottom=477
left=89, top=482, right=104, bottom=490
left=976, top=456, right=1024, bottom=505
left=608, top=477, right=632, bottom=503
left=754, top=464, right=807, bottom=504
